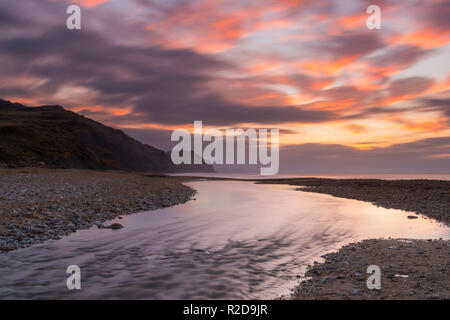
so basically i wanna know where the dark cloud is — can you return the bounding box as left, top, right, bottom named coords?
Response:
left=321, top=85, right=381, bottom=106
left=0, top=0, right=447, bottom=169
left=422, top=0, right=450, bottom=32
left=0, top=0, right=62, bottom=35
left=367, top=44, right=430, bottom=69
left=0, top=26, right=222, bottom=103
left=123, top=126, right=450, bottom=174
left=132, top=94, right=336, bottom=125
left=0, top=8, right=20, bottom=27
left=278, top=137, right=450, bottom=173
left=343, top=95, right=450, bottom=121
left=0, top=26, right=338, bottom=125
left=419, top=97, right=450, bottom=118
left=308, top=31, right=385, bottom=60
left=386, top=77, right=434, bottom=98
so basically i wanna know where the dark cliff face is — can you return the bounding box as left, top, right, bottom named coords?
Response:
left=0, top=99, right=214, bottom=173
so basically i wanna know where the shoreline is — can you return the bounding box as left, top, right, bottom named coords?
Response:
left=252, top=177, right=449, bottom=300
left=183, top=175, right=450, bottom=299
left=1, top=170, right=448, bottom=299
left=0, top=168, right=195, bottom=252
left=292, top=238, right=449, bottom=300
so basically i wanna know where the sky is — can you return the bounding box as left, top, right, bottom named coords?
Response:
left=0, top=0, right=449, bottom=173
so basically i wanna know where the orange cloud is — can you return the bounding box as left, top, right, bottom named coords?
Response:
left=432, top=76, right=450, bottom=93
left=391, top=28, right=450, bottom=49
left=145, top=1, right=265, bottom=53
left=242, top=92, right=283, bottom=105
left=363, top=63, right=409, bottom=80
left=145, top=0, right=297, bottom=53
left=299, top=55, right=360, bottom=75
left=120, top=123, right=192, bottom=131
left=350, top=144, right=374, bottom=151
left=3, top=97, right=41, bottom=106
left=429, top=153, right=450, bottom=158
left=71, top=105, right=132, bottom=116
left=392, top=118, right=448, bottom=132
left=344, top=124, right=368, bottom=135
left=76, top=0, right=109, bottom=8
left=246, top=61, right=278, bottom=73
left=313, top=98, right=357, bottom=111
left=337, top=14, right=366, bottom=30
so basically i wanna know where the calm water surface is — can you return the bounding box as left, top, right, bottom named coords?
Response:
left=0, top=181, right=448, bottom=299
left=172, top=172, right=450, bottom=180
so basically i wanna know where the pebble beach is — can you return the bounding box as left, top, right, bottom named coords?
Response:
left=293, top=239, right=449, bottom=300
left=0, top=168, right=195, bottom=252
left=1, top=170, right=448, bottom=300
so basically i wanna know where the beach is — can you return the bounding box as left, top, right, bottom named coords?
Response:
left=0, top=168, right=195, bottom=252
left=0, top=170, right=448, bottom=299
left=293, top=239, right=449, bottom=300
left=257, top=177, right=450, bottom=299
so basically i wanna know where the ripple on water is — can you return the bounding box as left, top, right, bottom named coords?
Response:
left=0, top=181, right=448, bottom=299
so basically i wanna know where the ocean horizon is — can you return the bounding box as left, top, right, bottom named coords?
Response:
left=172, top=172, right=450, bottom=181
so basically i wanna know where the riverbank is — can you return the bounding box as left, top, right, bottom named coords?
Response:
left=255, top=178, right=450, bottom=300
left=293, top=238, right=449, bottom=300
left=0, top=168, right=195, bottom=252
left=257, top=178, right=450, bottom=226
left=1, top=172, right=448, bottom=300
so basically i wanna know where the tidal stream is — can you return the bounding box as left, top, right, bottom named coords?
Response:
left=0, top=181, right=448, bottom=299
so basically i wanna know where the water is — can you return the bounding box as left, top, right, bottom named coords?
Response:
left=172, top=172, right=450, bottom=180
left=0, top=181, right=448, bottom=299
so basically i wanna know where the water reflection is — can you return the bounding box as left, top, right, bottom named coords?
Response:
left=0, top=181, right=448, bottom=299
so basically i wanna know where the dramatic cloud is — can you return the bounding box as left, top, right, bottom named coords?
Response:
left=0, top=0, right=449, bottom=172
left=0, top=26, right=339, bottom=125
left=279, top=137, right=450, bottom=173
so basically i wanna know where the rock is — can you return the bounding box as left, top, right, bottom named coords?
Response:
left=102, top=223, right=124, bottom=230
left=407, top=215, right=418, bottom=219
